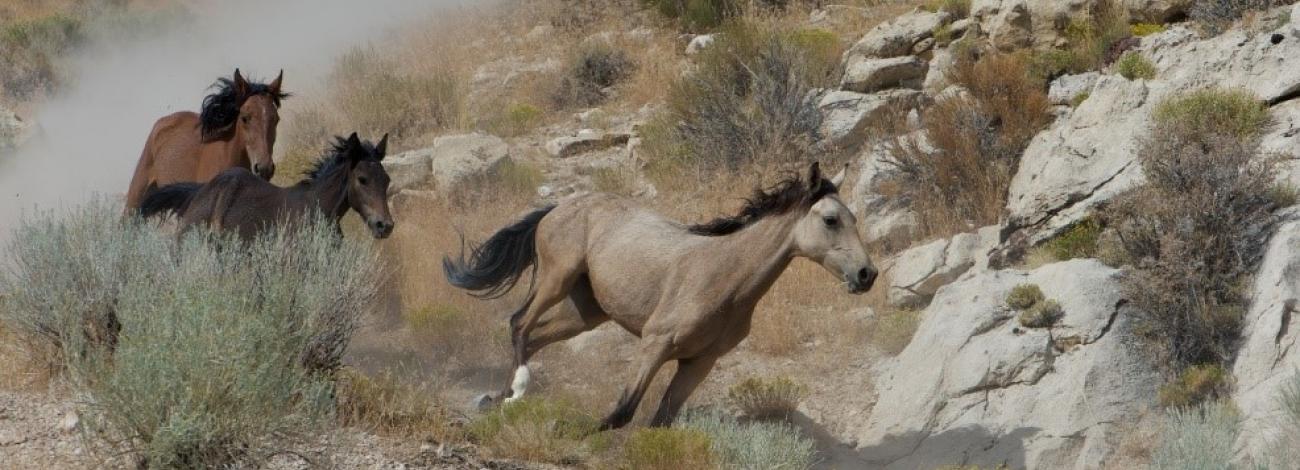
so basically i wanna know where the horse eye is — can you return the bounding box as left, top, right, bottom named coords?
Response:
left=241, top=115, right=250, bottom=123
left=358, top=176, right=369, bottom=186
left=823, top=216, right=838, bottom=228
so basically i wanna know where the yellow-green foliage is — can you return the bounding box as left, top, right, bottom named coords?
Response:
left=784, top=28, right=843, bottom=83
left=335, top=368, right=455, bottom=441
left=1070, top=91, right=1091, bottom=107
left=1159, top=364, right=1231, bottom=408
left=726, top=376, right=808, bottom=420
left=923, top=0, right=971, bottom=17
left=933, top=23, right=955, bottom=45
left=1154, top=88, right=1270, bottom=138
left=468, top=397, right=607, bottom=464
left=493, top=103, right=544, bottom=137
left=495, top=160, right=544, bottom=196
left=1116, top=51, right=1156, bottom=80
left=1006, top=284, right=1045, bottom=311
left=1019, top=299, right=1063, bottom=328
left=870, top=309, right=921, bottom=355
left=1270, top=183, right=1300, bottom=208
left=1040, top=217, right=1102, bottom=261
left=1130, top=22, right=1167, bottom=36
left=623, top=428, right=716, bottom=470
left=404, top=304, right=462, bottom=333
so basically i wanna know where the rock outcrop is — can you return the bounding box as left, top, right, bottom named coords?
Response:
left=846, top=9, right=951, bottom=59
left=853, top=259, right=1158, bottom=469
left=886, top=226, right=999, bottom=308
left=842, top=56, right=928, bottom=93
left=382, top=133, right=510, bottom=193
left=817, top=89, right=922, bottom=151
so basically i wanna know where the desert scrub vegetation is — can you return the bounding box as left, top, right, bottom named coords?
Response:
left=1157, top=364, right=1232, bottom=408
left=641, top=19, right=840, bottom=184
left=1006, top=284, right=1062, bottom=328
left=0, top=13, right=82, bottom=100
left=1102, top=87, right=1281, bottom=371
left=1130, top=22, right=1167, bottom=36
left=1190, top=0, right=1294, bottom=35
left=329, top=46, right=465, bottom=141
left=335, top=367, right=459, bottom=441
left=1116, top=51, right=1156, bottom=80
left=1026, top=0, right=1132, bottom=79
left=622, top=427, right=716, bottom=469
left=677, top=408, right=817, bottom=470
left=1151, top=400, right=1241, bottom=470
left=468, top=397, right=608, bottom=464
left=923, top=0, right=971, bottom=17
left=0, top=201, right=381, bottom=467
left=552, top=41, right=636, bottom=108
left=1025, top=217, right=1102, bottom=266
left=727, top=376, right=808, bottom=420
left=884, top=52, right=1051, bottom=238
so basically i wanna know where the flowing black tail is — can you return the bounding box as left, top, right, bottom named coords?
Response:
left=443, top=205, right=556, bottom=299
left=139, top=182, right=201, bottom=219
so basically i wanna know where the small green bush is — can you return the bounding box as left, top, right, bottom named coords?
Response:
left=1270, top=183, right=1300, bottom=208
left=1006, top=284, right=1045, bottom=311
left=1154, top=88, right=1270, bottom=139
left=924, top=0, right=972, bottom=17
left=1070, top=91, right=1091, bottom=107
left=552, top=42, right=636, bottom=108
left=1158, top=364, right=1231, bottom=408
left=1040, top=217, right=1102, bottom=261
left=1151, top=400, right=1240, bottom=470
left=494, top=103, right=544, bottom=137
left=1130, top=22, right=1167, bottom=36
left=1019, top=299, right=1064, bottom=328
left=677, top=409, right=816, bottom=470
left=726, top=376, right=808, bottom=420
left=1116, top=52, right=1156, bottom=80
left=623, top=428, right=715, bottom=470
left=468, top=397, right=606, bottom=464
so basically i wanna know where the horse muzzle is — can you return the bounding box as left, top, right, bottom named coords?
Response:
left=369, top=219, right=394, bottom=239
left=252, top=162, right=276, bottom=180
left=845, top=267, right=877, bottom=294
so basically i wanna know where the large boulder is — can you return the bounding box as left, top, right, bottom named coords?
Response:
left=1231, top=213, right=1300, bottom=460
left=972, top=0, right=1098, bottom=50
left=886, top=226, right=999, bottom=308
left=846, top=9, right=950, bottom=59
left=850, top=140, right=922, bottom=250
left=1257, top=100, right=1300, bottom=189
left=545, top=129, right=631, bottom=158
left=382, top=133, right=510, bottom=193
left=1047, top=72, right=1103, bottom=106
left=817, top=89, right=923, bottom=152
left=853, top=259, right=1158, bottom=469
left=842, top=56, right=928, bottom=93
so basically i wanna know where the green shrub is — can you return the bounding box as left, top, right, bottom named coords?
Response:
left=1153, top=88, right=1270, bottom=139
left=1151, top=400, right=1240, bottom=470
left=1019, top=299, right=1063, bottom=328
left=642, top=20, right=832, bottom=181
left=552, top=42, right=635, bottom=108
left=1158, top=364, right=1231, bottom=408
left=468, top=397, right=606, bottom=464
left=1270, top=183, right=1300, bottom=208
left=1006, top=284, right=1045, bottom=311
left=1070, top=91, right=1091, bottom=107
left=493, top=103, right=544, bottom=137
left=726, top=376, right=808, bottom=420
left=678, top=409, right=816, bottom=470
left=924, top=0, right=972, bottom=17
left=642, top=0, right=742, bottom=31
left=1027, top=1, right=1131, bottom=79
left=1130, top=22, right=1167, bottom=36
left=623, top=428, right=715, bottom=470
left=0, top=202, right=381, bottom=467
left=331, top=46, right=464, bottom=140
left=1116, top=52, right=1156, bottom=80
left=1106, top=88, right=1279, bottom=369
left=1039, top=217, right=1102, bottom=261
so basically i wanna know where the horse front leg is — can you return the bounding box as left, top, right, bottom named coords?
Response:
left=648, top=354, right=720, bottom=427
left=600, top=334, right=674, bottom=431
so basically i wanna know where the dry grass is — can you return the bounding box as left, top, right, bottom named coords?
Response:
left=726, top=376, right=807, bottom=420
left=335, top=367, right=461, bottom=442
left=468, top=396, right=609, bottom=465
left=622, top=427, right=716, bottom=470
left=0, top=321, right=55, bottom=391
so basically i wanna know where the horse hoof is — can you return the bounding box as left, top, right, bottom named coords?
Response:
left=472, top=393, right=495, bottom=411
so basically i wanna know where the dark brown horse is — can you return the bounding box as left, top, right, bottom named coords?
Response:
left=124, top=69, right=287, bottom=210
left=138, top=133, right=395, bottom=240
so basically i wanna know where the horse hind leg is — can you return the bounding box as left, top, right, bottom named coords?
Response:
left=502, top=259, right=583, bottom=404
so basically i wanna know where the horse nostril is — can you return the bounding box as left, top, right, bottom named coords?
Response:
left=858, top=268, right=877, bottom=285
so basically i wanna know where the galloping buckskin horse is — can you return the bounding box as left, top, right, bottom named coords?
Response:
left=444, top=162, right=878, bottom=430
left=139, top=132, right=395, bottom=240
left=124, top=69, right=287, bottom=210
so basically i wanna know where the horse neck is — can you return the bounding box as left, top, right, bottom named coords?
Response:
left=214, top=125, right=250, bottom=168
left=298, top=166, right=351, bottom=223
left=710, top=210, right=801, bottom=307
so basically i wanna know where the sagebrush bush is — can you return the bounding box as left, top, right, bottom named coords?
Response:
left=1116, top=52, right=1156, bottom=80
left=726, top=376, right=808, bottom=420
left=331, top=46, right=463, bottom=140
left=1019, top=299, right=1063, bottom=328
left=884, top=53, right=1051, bottom=237
left=1, top=203, right=381, bottom=468
left=1006, top=284, right=1045, bottom=311
left=552, top=42, right=635, bottom=108
left=623, top=427, right=715, bottom=470
left=468, top=397, right=607, bottom=464
left=1190, top=0, right=1288, bottom=34
left=1151, top=400, right=1240, bottom=470
left=0, top=13, right=82, bottom=100
left=1158, top=364, right=1231, bottom=408
left=1104, top=88, right=1280, bottom=369
left=678, top=409, right=816, bottom=470
left=642, top=20, right=835, bottom=182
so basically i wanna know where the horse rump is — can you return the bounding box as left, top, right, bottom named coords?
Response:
left=443, top=205, right=555, bottom=299
left=139, top=182, right=202, bottom=219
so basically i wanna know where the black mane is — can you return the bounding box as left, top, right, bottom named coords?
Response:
left=298, top=135, right=381, bottom=185
left=687, top=173, right=838, bottom=236
left=198, top=76, right=289, bottom=142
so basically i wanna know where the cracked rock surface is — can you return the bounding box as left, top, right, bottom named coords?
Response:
left=852, top=259, right=1157, bottom=469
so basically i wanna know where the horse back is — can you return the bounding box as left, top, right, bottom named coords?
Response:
left=187, top=168, right=292, bottom=238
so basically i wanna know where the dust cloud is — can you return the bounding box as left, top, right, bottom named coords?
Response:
left=0, top=0, right=460, bottom=241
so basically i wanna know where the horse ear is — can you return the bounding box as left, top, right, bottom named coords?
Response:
left=345, top=132, right=364, bottom=164
left=268, top=69, right=283, bottom=96
left=375, top=133, right=389, bottom=160
left=232, top=68, right=249, bottom=96
left=807, top=162, right=822, bottom=191
left=829, top=163, right=847, bottom=187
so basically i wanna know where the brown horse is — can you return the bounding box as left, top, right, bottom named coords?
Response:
left=138, top=133, right=394, bottom=240
left=444, top=162, right=877, bottom=430
left=124, top=69, right=287, bottom=210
